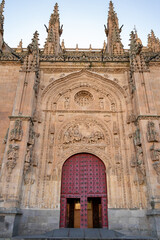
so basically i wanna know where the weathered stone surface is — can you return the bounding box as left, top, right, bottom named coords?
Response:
left=0, top=0, right=160, bottom=238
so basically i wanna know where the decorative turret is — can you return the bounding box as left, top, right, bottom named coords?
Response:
left=147, top=30, right=160, bottom=52
left=0, top=0, right=5, bottom=52
left=104, top=1, right=124, bottom=55
left=44, top=3, right=63, bottom=55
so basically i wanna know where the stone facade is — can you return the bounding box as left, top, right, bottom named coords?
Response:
left=0, top=0, right=160, bottom=238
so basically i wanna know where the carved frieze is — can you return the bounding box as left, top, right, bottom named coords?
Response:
left=147, top=121, right=159, bottom=142
left=6, top=144, right=19, bottom=181
left=10, top=120, right=23, bottom=141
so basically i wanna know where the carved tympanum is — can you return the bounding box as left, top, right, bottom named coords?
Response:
left=74, top=90, right=93, bottom=107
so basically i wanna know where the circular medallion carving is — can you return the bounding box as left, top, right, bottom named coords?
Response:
left=74, top=91, right=93, bottom=107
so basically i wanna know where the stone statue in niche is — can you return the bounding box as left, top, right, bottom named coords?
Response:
left=28, top=123, right=35, bottom=145
left=64, top=97, right=70, bottom=109
left=131, top=127, right=146, bottom=185
left=111, top=103, right=116, bottom=112
left=147, top=121, right=159, bottom=142
left=24, top=146, right=32, bottom=175
left=6, top=144, right=19, bottom=181
left=10, top=120, right=23, bottom=141
left=150, top=144, right=160, bottom=161
left=133, top=128, right=141, bottom=146
left=99, top=97, right=104, bottom=109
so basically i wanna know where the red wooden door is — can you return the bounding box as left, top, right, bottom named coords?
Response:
left=60, top=153, right=108, bottom=228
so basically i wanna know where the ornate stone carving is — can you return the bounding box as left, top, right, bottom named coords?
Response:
left=64, top=97, right=70, bottom=109
left=74, top=90, right=93, bottom=107
left=6, top=144, right=19, bottom=181
left=99, top=97, right=104, bottom=109
left=24, top=146, right=32, bottom=175
left=147, top=121, right=159, bottom=142
left=150, top=144, right=160, bottom=161
left=133, top=128, right=141, bottom=146
left=152, top=162, right=160, bottom=184
left=113, top=122, right=119, bottom=135
left=131, top=146, right=146, bottom=185
left=63, top=123, right=105, bottom=146
left=24, top=178, right=35, bottom=185
left=127, top=111, right=136, bottom=124
left=10, top=120, right=23, bottom=141
left=21, top=31, right=39, bottom=72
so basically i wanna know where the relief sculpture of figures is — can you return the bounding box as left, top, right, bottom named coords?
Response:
left=63, top=123, right=105, bottom=145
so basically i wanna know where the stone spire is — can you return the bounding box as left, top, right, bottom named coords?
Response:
left=0, top=0, right=5, bottom=51
left=147, top=30, right=160, bottom=52
left=104, top=1, right=124, bottom=55
left=44, top=3, right=63, bottom=55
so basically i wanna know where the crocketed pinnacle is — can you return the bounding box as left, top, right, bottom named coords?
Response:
left=0, top=0, right=5, bottom=32
left=105, top=1, right=124, bottom=55
left=147, top=30, right=160, bottom=52
left=44, top=3, right=63, bottom=55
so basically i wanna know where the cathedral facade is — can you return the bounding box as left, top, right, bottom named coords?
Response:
left=0, top=0, right=160, bottom=238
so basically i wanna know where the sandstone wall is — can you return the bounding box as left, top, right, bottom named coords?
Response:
left=0, top=63, right=20, bottom=169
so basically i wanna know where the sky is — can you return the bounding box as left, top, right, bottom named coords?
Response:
left=3, top=0, right=160, bottom=49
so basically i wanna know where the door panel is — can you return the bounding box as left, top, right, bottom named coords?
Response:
left=60, top=153, right=108, bottom=228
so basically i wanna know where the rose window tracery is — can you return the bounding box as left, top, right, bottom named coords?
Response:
left=74, top=90, right=93, bottom=107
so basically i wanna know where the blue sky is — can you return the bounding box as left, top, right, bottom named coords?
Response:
left=3, top=0, right=160, bottom=49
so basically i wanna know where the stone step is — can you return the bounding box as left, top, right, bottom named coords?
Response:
left=12, top=228, right=157, bottom=240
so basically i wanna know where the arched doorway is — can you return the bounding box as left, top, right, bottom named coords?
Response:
left=60, top=153, right=108, bottom=228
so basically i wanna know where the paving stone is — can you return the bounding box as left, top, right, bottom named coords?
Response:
left=84, top=229, right=101, bottom=239
left=69, top=228, right=85, bottom=238
left=99, top=229, right=124, bottom=239
left=53, top=228, right=70, bottom=238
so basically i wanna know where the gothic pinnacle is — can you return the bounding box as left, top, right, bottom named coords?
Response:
left=44, top=2, right=63, bottom=55
left=105, top=0, right=124, bottom=55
